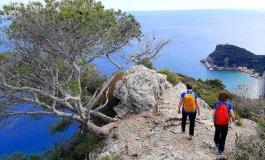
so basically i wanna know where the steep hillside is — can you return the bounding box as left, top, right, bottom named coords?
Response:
left=90, top=66, right=257, bottom=160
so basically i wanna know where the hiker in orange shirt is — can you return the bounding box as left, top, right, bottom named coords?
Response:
left=212, top=91, right=235, bottom=157
left=178, top=83, right=201, bottom=140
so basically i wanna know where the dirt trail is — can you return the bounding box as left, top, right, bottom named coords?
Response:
left=93, top=83, right=257, bottom=160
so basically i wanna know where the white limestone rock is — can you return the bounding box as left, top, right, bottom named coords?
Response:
left=113, top=65, right=172, bottom=118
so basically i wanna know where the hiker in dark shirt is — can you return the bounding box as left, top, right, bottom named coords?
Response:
left=178, top=83, right=201, bottom=140
left=212, top=91, right=235, bottom=157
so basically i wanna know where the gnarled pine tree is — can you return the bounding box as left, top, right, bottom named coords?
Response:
left=0, top=0, right=169, bottom=138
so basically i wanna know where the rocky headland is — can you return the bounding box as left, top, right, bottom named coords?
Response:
left=90, top=65, right=258, bottom=160
left=202, top=44, right=265, bottom=79
left=202, top=44, right=265, bottom=98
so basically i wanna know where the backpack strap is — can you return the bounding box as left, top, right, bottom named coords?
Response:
left=216, top=101, right=229, bottom=111
left=186, top=91, right=195, bottom=95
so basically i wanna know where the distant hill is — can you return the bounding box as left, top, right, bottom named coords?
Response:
left=207, top=44, right=265, bottom=74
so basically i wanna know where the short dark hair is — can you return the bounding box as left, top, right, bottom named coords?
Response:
left=186, top=83, right=193, bottom=90
left=218, top=91, right=228, bottom=101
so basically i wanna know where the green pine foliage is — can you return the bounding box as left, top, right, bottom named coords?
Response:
left=41, top=133, right=101, bottom=160
left=48, top=119, right=72, bottom=134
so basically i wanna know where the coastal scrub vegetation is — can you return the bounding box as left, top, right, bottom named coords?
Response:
left=0, top=152, right=40, bottom=160
left=137, top=59, right=154, bottom=69
left=233, top=134, right=265, bottom=160
left=229, top=87, right=265, bottom=159
left=0, top=0, right=169, bottom=138
left=158, top=69, right=180, bottom=85
left=233, top=118, right=265, bottom=160
left=204, top=79, right=225, bottom=89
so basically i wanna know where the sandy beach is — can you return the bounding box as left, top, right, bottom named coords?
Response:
left=257, top=79, right=263, bottom=98
left=259, top=74, right=265, bottom=98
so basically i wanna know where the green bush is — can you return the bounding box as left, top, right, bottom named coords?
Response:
left=232, top=117, right=265, bottom=160
left=205, top=79, right=225, bottom=89
left=177, top=73, right=196, bottom=84
left=200, top=94, right=218, bottom=108
left=0, top=152, right=41, bottom=160
left=234, top=111, right=243, bottom=127
left=231, top=97, right=265, bottom=121
left=43, top=133, right=101, bottom=160
left=158, top=69, right=180, bottom=86
left=234, top=107, right=253, bottom=119
left=258, top=119, right=265, bottom=140
left=233, top=136, right=265, bottom=160
left=137, top=60, right=154, bottom=69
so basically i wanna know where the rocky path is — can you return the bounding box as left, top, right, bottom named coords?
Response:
left=93, top=83, right=257, bottom=160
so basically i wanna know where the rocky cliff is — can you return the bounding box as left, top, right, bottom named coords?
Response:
left=91, top=65, right=257, bottom=160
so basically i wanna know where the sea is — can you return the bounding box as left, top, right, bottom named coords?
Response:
left=1, top=9, right=265, bottom=156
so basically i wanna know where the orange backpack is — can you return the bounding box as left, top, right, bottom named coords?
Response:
left=215, top=103, right=229, bottom=125
left=183, top=93, right=196, bottom=112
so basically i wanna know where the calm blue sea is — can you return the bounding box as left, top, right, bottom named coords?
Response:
left=97, top=9, right=265, bottom=97
left=1, top=9, right=265, bottom=156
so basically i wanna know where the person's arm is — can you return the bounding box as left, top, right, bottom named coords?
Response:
left=230, top=109, right=235, bottom=122
left=195, top=99, right=201, bottom=115
left=178, top=98, right=183, bottom=114
left=212, top=109, right=216, bottom=119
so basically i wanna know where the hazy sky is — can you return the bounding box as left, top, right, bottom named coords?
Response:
left=1, top=0, right=265, bottom=11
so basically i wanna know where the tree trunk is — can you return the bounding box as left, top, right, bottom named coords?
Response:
left=90, top=110, right=119, bottom=123
left=84, top=121, right=118, bottom=138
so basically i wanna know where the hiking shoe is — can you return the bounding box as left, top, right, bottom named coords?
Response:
left=218, top=154, right=225, bottom=159
left=180, top=131, right=185, bottom=134
left=218, top=150, right=224, bottom=157
left=215, top=144, right=219, bottom=150
left=189, top=135, right=193, bottom=140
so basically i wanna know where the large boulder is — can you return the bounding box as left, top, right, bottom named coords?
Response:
left=113, top=65, right=172, bottom=118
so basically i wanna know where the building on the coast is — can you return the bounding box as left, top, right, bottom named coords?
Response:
left=238, top=67, right=251, bottom=74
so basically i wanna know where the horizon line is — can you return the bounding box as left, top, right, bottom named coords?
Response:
left=123, top=8, right=265, bottom=12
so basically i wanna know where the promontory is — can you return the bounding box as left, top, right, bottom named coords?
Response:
left=202, top=44, right=265, bottom=77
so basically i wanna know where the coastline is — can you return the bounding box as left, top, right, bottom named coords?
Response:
left=200, top=59, right=262, bottom=80
left=261, top=72, right=265, bottom=99
left=258, top=79, right=263, bottom=98
left=201, top=59, right=263, bottom=99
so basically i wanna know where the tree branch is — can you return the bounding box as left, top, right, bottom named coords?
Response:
left=94, top=87, right=109, bottom=112
left=1, top=111, right=54, bottom=116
